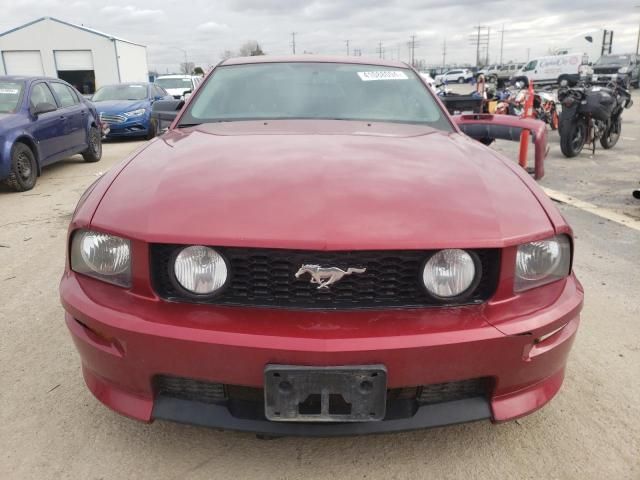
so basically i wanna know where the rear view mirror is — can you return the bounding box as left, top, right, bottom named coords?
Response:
left=151, top=99, right=184, bottom=133
left=31, top=102, right=57, bottom=116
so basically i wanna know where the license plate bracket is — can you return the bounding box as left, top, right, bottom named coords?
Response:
left=264, top=365, right=387, bottom=422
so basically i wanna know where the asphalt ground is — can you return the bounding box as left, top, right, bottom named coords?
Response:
left=0, top=91, right=639, bottom=479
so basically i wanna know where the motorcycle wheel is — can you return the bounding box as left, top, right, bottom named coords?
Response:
left=560, top=118, right=587, bottom=158
left=600, top=116, right=621, bottom=149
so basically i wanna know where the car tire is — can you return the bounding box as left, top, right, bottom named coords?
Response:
left=146, top=119, right=157, bottom=140
left=560, top=118, right=587, bottom=158
left=457, top=77, right=465, bottom=84
left=600, top=116, right=621, bottom=149
left=82, top=126, right=102, bottom=163
left=4, top=143, right=37, bottom=192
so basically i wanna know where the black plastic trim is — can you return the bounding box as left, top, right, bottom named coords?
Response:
left=152, top=395, right=491, bottom=437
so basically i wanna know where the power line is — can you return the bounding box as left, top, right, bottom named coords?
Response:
left=291, top=32, right=296, bottom=55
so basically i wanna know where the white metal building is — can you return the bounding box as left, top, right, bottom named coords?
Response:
left=0, top=17, right=148, bottom=94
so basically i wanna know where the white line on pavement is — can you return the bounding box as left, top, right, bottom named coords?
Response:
left=542, top=187, right=640, bottom=232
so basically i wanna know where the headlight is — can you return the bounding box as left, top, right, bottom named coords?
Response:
left=515, top=235, right=571, bottom=292
left=71, top=230, right=131, bottom=287
left=422, top=249, right=478, bottom=299
left=618, top=67, right=629, bottom=74
left=173, top=246, right=228, bottom=295
left=123, top=108, right=146, bottom=118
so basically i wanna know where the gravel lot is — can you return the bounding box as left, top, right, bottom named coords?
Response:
left=1, top=93, right=639, bottom=479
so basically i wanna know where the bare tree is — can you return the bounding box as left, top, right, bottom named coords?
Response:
left=180, top=62, right=195, bottom=74
left=238, top=41, right=265, bottom=57
left=220, top=50, right=234, bottom=60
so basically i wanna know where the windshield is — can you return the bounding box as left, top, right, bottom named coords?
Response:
left=0, top=81, right=23, bottom=113
left=180, top=62, right=451, bottom=130
left=156, top=77, right=192, bottom=89
left=93, top=84, right=148, bottom=101
left=596, top=55, right=630, bottom=65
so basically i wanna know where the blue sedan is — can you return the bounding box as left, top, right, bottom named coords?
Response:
left=92, top=83, right=172, bottom=140
left=0, top=76, right=102, bottom=192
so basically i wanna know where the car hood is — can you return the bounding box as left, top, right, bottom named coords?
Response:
left=93, top=100, right=148, bottom=114
left=91, top=120, right=554, bottom=249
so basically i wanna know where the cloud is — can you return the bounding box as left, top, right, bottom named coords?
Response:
left=196, top=21, right=230, bottom=34
left=99, top=5, right=165, bottom=22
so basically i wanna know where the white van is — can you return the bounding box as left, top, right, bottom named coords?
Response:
left=514, top=53, right=592, bottom=86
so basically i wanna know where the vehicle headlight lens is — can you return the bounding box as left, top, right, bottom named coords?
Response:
left=174, top=246, right=228, bottom=295
left=422, top=249, right=477, bottom=299
left=123, top=108, right=147, bottom=117
left=618, top=67, right=629, bottom=74
left=70, top=230, right=131, bottom=287
left=515, top=235, right=571, bottom=292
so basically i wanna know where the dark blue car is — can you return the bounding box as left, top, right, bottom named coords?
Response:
left=92, top=83, right=171, bottom=140
left=0, top=76, right=102, bottom=192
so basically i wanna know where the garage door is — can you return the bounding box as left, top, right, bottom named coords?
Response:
left=54, top=50, right=94, bottom=71
left=2, top=51, right=44, bottom=75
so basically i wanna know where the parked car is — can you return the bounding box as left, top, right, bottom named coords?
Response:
left=0, top=76, right=102, bottom=192
left=91, top=83, right=172, bottom=140
left=592, top=54, right=640, bottom=88
left=479, top=64, right=502, bottom=82
left=155, top=75, right=202, bottom=100
left=435, top=68, right=473, bottom=84
left=61, top=57, right=583, bottom=436
left=513, top=54, right=592, bottom=86
left=496, top=63, right=525, bottom=85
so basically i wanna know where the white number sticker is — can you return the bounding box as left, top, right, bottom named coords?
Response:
left=357, top=71, right=409, bottom=81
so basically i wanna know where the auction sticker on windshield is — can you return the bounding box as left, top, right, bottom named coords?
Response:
left=358, top=71, right=409, bottom=81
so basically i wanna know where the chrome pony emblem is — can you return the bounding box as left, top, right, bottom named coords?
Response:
left=295, top=264, right=366, bottom=289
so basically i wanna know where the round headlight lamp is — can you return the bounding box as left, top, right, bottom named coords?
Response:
left=422, top=249, right=478, bottom=299
left=173, top=246, right=228, bottom=295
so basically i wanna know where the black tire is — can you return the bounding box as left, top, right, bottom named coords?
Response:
left=4, top=143, right=37, bottom=192
left=82, top=126, right=102, bottom=162
left=146, top=119, right=157, bottom=140
left=600, top=116, right=621, bottom=149
left=457, top=77, right=465, bottom=84
left=560, top=118, right=587, bottom=158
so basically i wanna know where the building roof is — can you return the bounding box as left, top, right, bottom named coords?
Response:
left=221, top=55, right=410, bottom=68
left=0, top=16, right=146, bottom=47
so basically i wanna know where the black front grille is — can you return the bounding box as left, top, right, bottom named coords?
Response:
left=594, top=67, right=620, bottom=75
left=153, top=375, right=491, bottom=420
left=417, top=378, right=490, bottom=404
left=150, top=246, right=500, bottom=309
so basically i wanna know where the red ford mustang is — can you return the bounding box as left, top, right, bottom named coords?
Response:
left=60, top=56, right=583, bottom=436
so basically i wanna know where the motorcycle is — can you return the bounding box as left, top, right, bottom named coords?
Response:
left=533, top=89, right=559, bottom=130
left=557, top=77, right=633, bottom=157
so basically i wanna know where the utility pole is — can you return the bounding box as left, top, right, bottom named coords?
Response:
left=469, top=26, right=489, bottom=67
left=499, top=24, right=505, bottom=65
left=377, top=41, right=384, bottom=59
left=291, top=32, right=296, bottom=54
left=441, top=38, right=447, bottom=69
left=409, top=35, right=418, bottom=67
left=486, top=27, right=490, bottom=65
left=345, top=39, right=350, bottom=56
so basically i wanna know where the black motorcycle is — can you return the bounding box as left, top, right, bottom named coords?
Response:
left=557, top=78, right=633, bottom=157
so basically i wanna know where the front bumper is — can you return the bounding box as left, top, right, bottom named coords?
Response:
left=102, top=118, right=150, bottom=138
left=60, top=272, right=583, bottom=435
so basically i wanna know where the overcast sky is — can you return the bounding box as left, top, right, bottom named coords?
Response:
left=2, top=0, right=640, bottom=72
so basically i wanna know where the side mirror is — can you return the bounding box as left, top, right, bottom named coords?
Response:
left=153, top=95, right=164, bottom=101
left=151, top=99, right=184, bottom=132
left=31, top=102, right=57, bottom=116
left=183, top=90, right=192, bottom=100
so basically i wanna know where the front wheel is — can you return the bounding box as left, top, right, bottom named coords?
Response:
left=560, top=118, right=587, bottom=157
left=4, top=143, right=37, bottom=192
left=146, top=119, right=157, bottom=140
left=82, top=126, right=102, bottom=162
left=600, top=116, right=621, bottom=149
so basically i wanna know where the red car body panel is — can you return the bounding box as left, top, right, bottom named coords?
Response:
left=60, top=56, right=583, bottom=435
